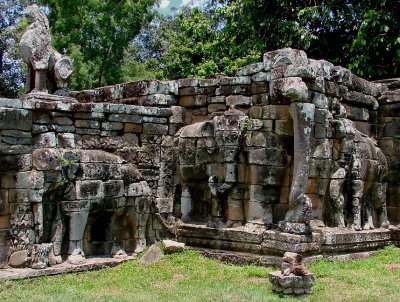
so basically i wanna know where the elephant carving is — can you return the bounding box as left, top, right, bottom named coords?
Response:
left=269, top=75, right=389, bottom=233
left=327, top=107, right=389, bottom=230
left=269, top=77, right=315, bottom=234
left=175, top=107, right=247, bottom=227
left=8, top=148, right=152, bottom=268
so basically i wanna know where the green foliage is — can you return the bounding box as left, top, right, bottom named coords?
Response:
left=67, top=44, right=98, bottom=90
left=296, top=0, right=400, bottom=79
left=60, top=155, right=77, bottom=183
left=120, top=43, right=158, bottom=82
left=151, top=0, right=400, bottom=80
left=39, top=0, right=157, bottom=90
left=159, top=7, right=219, bottom=78
left=349, top=6, right=400, bottom=79
left=153, top=5, right=263, bottom=79
left=152, top=0, right=316, bottom=79
left=215, top=0, right=315, bottom=54
left=121, top=59, right=158, bottom=82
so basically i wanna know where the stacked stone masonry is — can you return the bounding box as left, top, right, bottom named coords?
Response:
left=1, top=48, right=400, bottom=268
left=376, top=78, right=400, bottom=224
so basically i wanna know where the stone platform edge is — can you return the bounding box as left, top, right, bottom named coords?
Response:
left=0, top=256, right=135, bottom=281
left=177, top=223, right=399, bottom=255
left=191, top=246, right=378, bottom=267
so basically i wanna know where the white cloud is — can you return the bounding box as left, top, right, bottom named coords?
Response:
left=182, top=0, right=202, bottom=5
left=160, top=0, right=170, bottom=8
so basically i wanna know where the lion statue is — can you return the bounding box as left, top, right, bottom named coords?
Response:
left=20, top=4, right=73, bottom=96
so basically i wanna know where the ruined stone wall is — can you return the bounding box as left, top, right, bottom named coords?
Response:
left=0, top=48, right=398, bottom=267
left=71, top=49, right=388, bottom=227
left=0, top=95, right=180, bottom=267
left=377, top=79, right=400, bottom=224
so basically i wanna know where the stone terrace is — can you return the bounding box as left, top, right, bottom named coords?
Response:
left=1, top=48, right=400, bottom=269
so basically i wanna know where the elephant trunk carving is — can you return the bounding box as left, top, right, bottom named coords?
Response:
left=208, top=160, right=238, bottom=223
left=176, top=107, right=246, bottom=226
left=286, top=102, right=315, bottom=223
left=271, top=77, right=314, bottom=234
left=208, top=162, right=237, bottom=197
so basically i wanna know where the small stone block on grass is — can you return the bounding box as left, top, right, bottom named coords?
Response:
left=269, top=272, right=315, bottom=295
left=139, top=245, right=163, bottom=264
left=162, top=240, right=185, bottom=254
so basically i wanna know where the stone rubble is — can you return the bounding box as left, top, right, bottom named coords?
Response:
left=139, top=245, right=163, bottom=264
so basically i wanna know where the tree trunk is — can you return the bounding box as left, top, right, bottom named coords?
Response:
left=0, top=49, right=4, bottom=75
left=97, top=47, right=111, bottom=87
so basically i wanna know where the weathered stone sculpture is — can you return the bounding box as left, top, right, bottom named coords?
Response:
left=8, top=149, right=152, bottom=268
left=265, top=50, right=315, bottom=234
left=271, top=77, right=314, bottom=234
left=264, top=49, right=389, bottom=234
left=173, top=48, right=393, bottom=255
left=269, top=251, right=315, bottom=295
left=173, top=48, right=390, bottom=238
left=327, top=106, right=389, bottom=230
left=20, top=4, right=73, bottom=95
left=176, top=106, right=247, bottom=227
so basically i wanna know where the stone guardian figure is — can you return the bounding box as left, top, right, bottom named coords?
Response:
left=20, top=4, right=73, bottom=95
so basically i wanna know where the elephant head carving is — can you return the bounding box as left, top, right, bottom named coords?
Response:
left=175, top=107, right=247, bottom=226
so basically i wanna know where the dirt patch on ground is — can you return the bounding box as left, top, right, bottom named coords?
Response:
left=386, top=263, right=400, bottom=270
left=246, top=277, right=267, bottom=284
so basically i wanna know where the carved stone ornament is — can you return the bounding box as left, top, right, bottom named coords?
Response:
left=20, top=4, right=73, bottom=96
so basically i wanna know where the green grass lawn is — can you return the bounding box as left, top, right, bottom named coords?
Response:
left=1, top=245, right=399, bottom=302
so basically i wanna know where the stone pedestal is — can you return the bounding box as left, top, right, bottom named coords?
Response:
left=269, top=272, right=315, bottom=295
left=391, top=228, right=400, bottom=245
left=321, top=227, right=392, bottom=253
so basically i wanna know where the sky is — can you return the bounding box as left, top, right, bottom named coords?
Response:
left=157, top=0, right=201, bottom=15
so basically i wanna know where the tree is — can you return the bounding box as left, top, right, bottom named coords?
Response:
left=121, top=49, right=158, bottom=82
left=154, top=0, right=400, bottom=80
left=150, top=1, right=316, bottom=79
left=40, top=0, right=157, bottom=90
left=212, top=0, right=400, bottom=79
left=158, top=7, right=221, bottom=79
left=150, top=1, right=315, bottom=79
left=120, top=13, right=177, bottom=81
left=0, top=0, right=33, bottom=97
left=297, top=0, right=400, bottom=79
left=347, top=2, right=400, bottom=79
